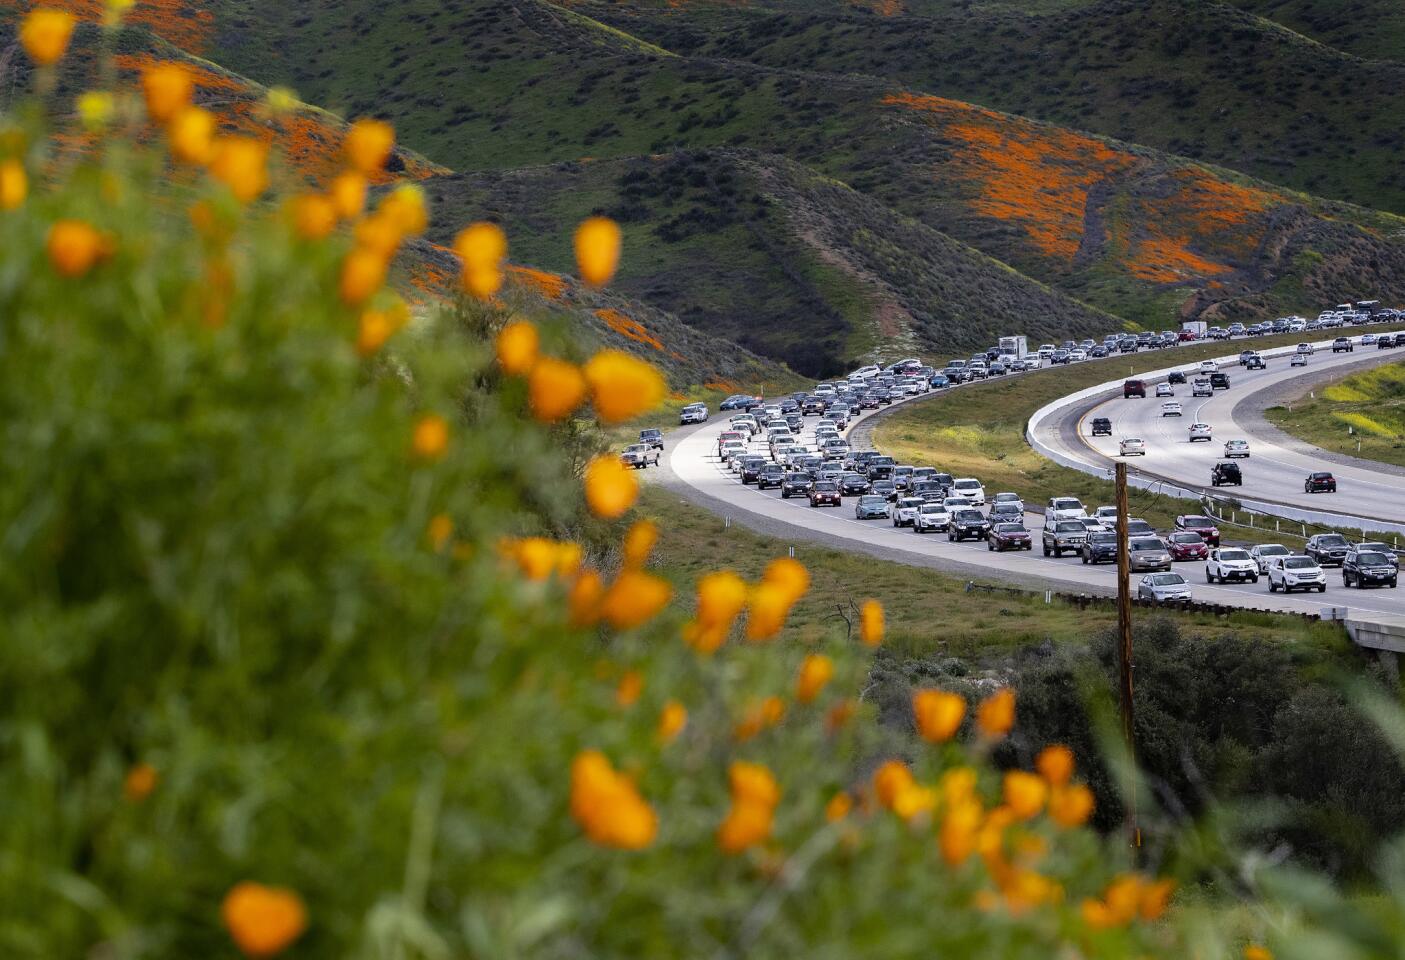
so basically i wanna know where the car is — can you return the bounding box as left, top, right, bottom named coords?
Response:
left=1199, top=360, right=1219, bottom=373
left=950, top=478, right=986, bottom=506
left=719, top=439, right=747, bottom=461
left=1138, top=572, right=1192, bottom=604
left=992, top=492, right=1025, bottom=513
left=1209, top=372, right=1230, bottom=390
left=780, top=472, right=814, bottom=499
left=892, top=496, right=924, bottom=527
left=1223, top=439, right=1250, bottom=459
left=839, top=472, right=872, bottom=497
left=1332, top=337, right=1354, bottom=353
left=1161, top=401, right=1183, bottom=417
left=822, top=439, right=851, bottom=461
left=1305, top=533, right=1350, bottom=566
left=1168, top=370, right=1187, bottom=384
left=1250, top=544, right=1292, bottom=574
left=1166, top=531, right=1209, bottom=561
left=1042, top=519, right=1088, bottom=557
left=1291, top=352, right=1308, bottom=367
left=913, top=502, right=951, bottom=533
left=1244, top=353, right=1265, bottom=370
left=1304, top=471, right=1336, bottom=494
left=1091, top=417, right=1113, bottom=436
left=1267, top=555, right=1327, bottom=593
left=620, top=443, right=661, bottom=468
left=756, top=464, right=786, bottom=490
left=1125, top=518, right=1155, bottom=537
left=808, top=481, right=841, bottom=507
left=1155, top=383, right=1174, bottom=398
left=1343, top=552, right=1398, bottom=588
left=1092, top=505, right=1119, bottom=526
left=1296, top=342, right=1315, bottom=355
left=980, top=503, right=1019, bottom=530
left=988, top=522, right=1032, bottom=551
left=1210, top=461, right=1242, bottom=486
left=865, top=456, right=896, bottom=481
left=1348, top=542, right=1399, bottom=568
left=1362, top=334, right=1378, bottom=347
left=1189, top=422, right=1213, bottom=442
left=1119, top=438, right=1147, bottom=456
left=854, top=494, right=890, bottom=519
left=1128, top=536, right=1172, bottom=572
left=948, top=509, right=992, bottom=542
left=1176, top=514, right=1221, bottom=545
left=1123, top=379, right=1146, bottom=398
left=1081, top=530, right=1120, bottom=565
left=1046, top=497, right=1088, bottom=520
left=1205, top=547, right=1258, bottom=583
left=679, top=403, right=709, bottom=424
left=720, top=394, right=760, bottom=411
left=1191, top=378, right=1213, bottom=398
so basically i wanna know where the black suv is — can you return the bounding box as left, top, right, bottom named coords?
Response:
left=639, top=428, right=664, bottom=450
left=1343, top=551, right=1398, bottom=588
left=1209, top=372, right=1230, bottom=390
left=866, top=456, right=896, bottom=481
left=839, top=472, right=872, bottom=496
left=1080, top=531, right=1120, bottom=565
left=948, top=509, right=991, bottom=542
left=780, top=472, right=814, bottom=499
left=1091, top=417, right=1112, bottom=436
left=1210, top=461, right=1242, bottom=487
left=1167, top=370, right=1186, bottom=384
left=756, top=464, right=786, bottom=490
left=1305, top=533, right=1350, bottom=566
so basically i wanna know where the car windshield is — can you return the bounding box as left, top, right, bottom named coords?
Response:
left=1150, top=574, right=1185, bottom=586
left=1170, top=533, right=1201, bottom=543
left=1219, top=549, right=1251, bottom=561
left=954, top=510, right=984, bottom=521
left=1357, top=552, right=1391, bottom=565
left=1183, top=516, right=1213, bottom=526
left=1284, top=558, right=1317, bottom=569
left=1090, top=532, right=1117, bottom=544
left=943, top=498, right=971, bottom=509
left=626, top=445, right=647, bottom=452
left=995, top=523, right=1025, bottom=533
left=1052, top=499, right=1081, bottom=510
left=920, top=504, right=942, bottom=514
left=954, top=480, right=980, bottom=490
left=1055, top=521, right=1083, bottom=532
left=1257, top=545, right=1289, bottom=556
left=1130, top=539, right=1163, bottom=551
left=814, top=482, right=837, bottom=491
left=1319, top=535, right=1348, bottom=547
left=996, top=493, right=1019, bottom=502
left=900, top=498, right=923, bottom=508
left=859, top=496, right=885, bottom=505
left=1312, top=473, right=1333, bottom=480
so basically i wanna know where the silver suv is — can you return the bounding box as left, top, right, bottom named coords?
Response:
left=1042, top=519, right=1087, bottom=558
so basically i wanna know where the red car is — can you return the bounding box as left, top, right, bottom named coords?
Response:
left=1304, top=472, right=1337, bottom=494
left=987, top=522, right=1033, bottom=552
left=1123, top=379, right=1146, bottom=398
left=1174, top=514, right=1220, bottom=546
left=1165, top=531, right=1209, bottom=561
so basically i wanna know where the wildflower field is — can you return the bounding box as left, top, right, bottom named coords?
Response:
left=7, top=7, right=1405, bottom=960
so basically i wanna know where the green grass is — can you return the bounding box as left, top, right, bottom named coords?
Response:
left=639, top=486, right=1354, bottom=661
left=871, top=328, right=1405, bottom=545
left=1266, top=360, right=1405, bottom=468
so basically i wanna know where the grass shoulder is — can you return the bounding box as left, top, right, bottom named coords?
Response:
left=1265, top=360, right=1405, bottom=470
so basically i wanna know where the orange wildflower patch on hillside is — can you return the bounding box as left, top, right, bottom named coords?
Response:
left=1127, top=232, right=1235, bottom=284
left=508, top=265, right=569, bottom=301
left=705, top=380, right=740, bottom=393
left=851, top=0, right=905, bottom=14
left=882, top=92, right=1140, bottom=262
left=1, top=0, right=214, bottom=51
left=596, top=308, right=665, bottom=352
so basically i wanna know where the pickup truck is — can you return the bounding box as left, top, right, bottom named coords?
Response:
left=620, top=443, right=660, bottom=468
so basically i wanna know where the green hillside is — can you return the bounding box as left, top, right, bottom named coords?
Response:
left=571, top=0, right=1405, bottom=214
left=421, top=150, right=1118, bottom=374
left=1229, top=0, right=1405, bottom=62
left=1266, top=360, right=1405, bottom=468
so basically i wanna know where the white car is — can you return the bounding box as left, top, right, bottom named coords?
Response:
left=1093, top=505, right=1118, bottom=526
left=822, top=439, right=850, bottom=460
left=1267, top=556, right=1327, bottom=593
left=892, top=497, right=924, bottom=527
left=1161, top=401, right=1183, bottom=417
left=680, top=403, right=709, bottom=424
left=1205, top=547, right=1259, bottom=584
left=1223, top=439, right=1250, bottom=458
left=1199, top=360, right=1219, bottom=373
left=950, top=478, right=986, bottom=506
left=1047, top=496, right=1088, bottom=520
left=913, top=502, right=951, bottom=533
left=1119, top=438, right=1147, bottom=456
left=1250, top=544, right=1293, bottom=575
left=719, top=440, right=747, bottom=461
left=1155, top=383, right=1174, bottom=397
left=1291, top=353, right=1308, bottom=367
left=1138, top=572, right=1192, bottom=604
left=1191, top=378, right=1213, bottom=398
left=1296, top=342, right=1314, bottom=355
left=1188, top=423, right=1212, bottom=442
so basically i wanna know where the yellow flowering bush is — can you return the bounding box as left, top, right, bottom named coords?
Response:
left=7, top=17, right=1405, bottom=960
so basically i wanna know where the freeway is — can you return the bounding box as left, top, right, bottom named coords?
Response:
left=1048, top=345, right=1405, bottom=531
left=663, top=399, right=1405, bottom=622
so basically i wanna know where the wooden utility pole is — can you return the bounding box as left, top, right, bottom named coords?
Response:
left=1114, top=461, right=1139, bottom=846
